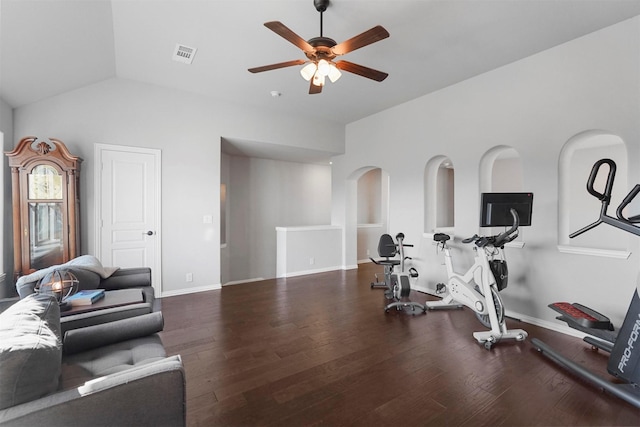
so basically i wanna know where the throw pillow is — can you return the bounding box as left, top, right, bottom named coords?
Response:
left=0, top=293, right=62, bottom=410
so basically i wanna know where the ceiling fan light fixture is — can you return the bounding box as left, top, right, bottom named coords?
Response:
left=328, top=63, right=342, bottom=83
left=248, top=0, right=389, bottom=94
left=317, top=59, right=331, bottom=76
left=312, top=72, right=325, bottom=87
left=300, top=62, right=317, bottom=81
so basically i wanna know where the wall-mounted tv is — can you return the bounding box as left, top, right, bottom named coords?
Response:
left=480, top=192, right=533, bottom=227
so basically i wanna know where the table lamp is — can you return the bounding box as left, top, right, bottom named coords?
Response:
left=37, top=269, right=79, bottom=311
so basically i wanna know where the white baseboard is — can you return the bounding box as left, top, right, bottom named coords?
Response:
left=357, top=258, right=373, bottom=264
left=505, top=310, right=587, bottom=339
left=223, top=277, right=265, bottom=286
left=279, top=266, right=342, bottom=278
left=160, top=283, right=221, bottom=298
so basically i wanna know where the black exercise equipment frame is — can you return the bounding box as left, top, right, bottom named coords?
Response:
left=531, top=158, right=640, bottom=408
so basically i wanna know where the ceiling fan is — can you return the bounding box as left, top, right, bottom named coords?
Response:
left=248, top=0, right=389, bottom=94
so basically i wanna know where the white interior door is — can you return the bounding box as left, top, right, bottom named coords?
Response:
left=95, top=144, right=161, bottom=295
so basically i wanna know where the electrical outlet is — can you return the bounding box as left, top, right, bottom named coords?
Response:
left=309, top=257, right=315, bottom=265
left=186, top=273, right=193, bottom=282
left=366, top=249, right=370, bottom=256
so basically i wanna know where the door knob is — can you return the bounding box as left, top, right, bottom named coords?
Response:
left=145, top=231, right=154, bottom=236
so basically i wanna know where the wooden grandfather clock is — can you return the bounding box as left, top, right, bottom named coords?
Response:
left=6, top=137, right=82, bottom=280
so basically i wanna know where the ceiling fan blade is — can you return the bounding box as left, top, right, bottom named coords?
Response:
left=309, top=80, right=323, bottom=94
left=335, top=60, right=388, bottom=82
left=248, top=59, right=306, bottom=73
left=264, top=21, right=314, bottom=52
left=332, top=25, right=389, bottom=55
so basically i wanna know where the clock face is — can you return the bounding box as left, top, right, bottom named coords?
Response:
left=28, top=165, right=63, bottom=200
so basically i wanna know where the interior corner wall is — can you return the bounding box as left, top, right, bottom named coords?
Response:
left=332, top=16, right=640, bottom=328
left=0, top=98, right=12, bottom=297
left=220, top=152, right=231, bottom=285
left=10, top=77, right=344, bottom=296
left=226, top=155, right=331, bottom=283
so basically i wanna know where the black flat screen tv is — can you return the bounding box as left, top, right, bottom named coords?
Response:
left=480, top=192, right=533, bottom=227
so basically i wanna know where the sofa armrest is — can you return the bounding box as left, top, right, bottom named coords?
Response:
left=60, top=302, right=153, bottom=336
left=100, top=267, right=151, bottom=290
left=0, top=355, right=185, bottom=427
left=63, top=312, right=164, bottom=355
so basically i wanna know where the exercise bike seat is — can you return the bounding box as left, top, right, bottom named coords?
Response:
left=433, top=233, right=450, bottom=242
left=370, top=234, right=401, bottom=267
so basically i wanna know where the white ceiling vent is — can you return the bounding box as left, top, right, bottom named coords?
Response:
left=172, top=44, right=197, bottom=64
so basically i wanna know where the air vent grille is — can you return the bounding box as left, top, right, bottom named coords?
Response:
left=173, top=44, right=197, bottom=64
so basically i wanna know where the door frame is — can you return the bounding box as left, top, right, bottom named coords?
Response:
left=94, top=143, right=162, bottom=295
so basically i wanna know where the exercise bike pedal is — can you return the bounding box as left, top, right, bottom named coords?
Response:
left=435, top=283, right=447, bottom=294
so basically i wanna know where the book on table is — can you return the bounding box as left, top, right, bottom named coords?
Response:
left=64, top=289, right=106, bottom=306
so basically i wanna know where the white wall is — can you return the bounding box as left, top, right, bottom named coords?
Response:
left=10, top=77, right=344, bottom=295
left=0, top=98, right=11, bottom=296
left=332, top=17, right=640, bottom=328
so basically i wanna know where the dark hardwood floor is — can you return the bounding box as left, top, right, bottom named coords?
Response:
left=158, top=263, right=640, bottom=426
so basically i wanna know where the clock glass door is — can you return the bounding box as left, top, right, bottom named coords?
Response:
left=27, top=165, right=65, bottom=269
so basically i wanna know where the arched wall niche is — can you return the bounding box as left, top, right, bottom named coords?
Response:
left=479, top=146, right=525, bottom=241
left=349, top=166, right=390, bottom=262
left=424, top=155, right=454, bottom=234
left=558, top=130, right=629, bottom=257
left=479, top=145, right=522, bottom=193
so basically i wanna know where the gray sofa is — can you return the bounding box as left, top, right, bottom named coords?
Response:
left=14, top=266, right=157, bottom=337
left=0, top=293, right=185, bottom=427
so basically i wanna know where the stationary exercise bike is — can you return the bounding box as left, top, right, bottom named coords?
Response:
left=370, top=233, right=425, bottom=314
left=426, top=208, right=527, bottom=349
left=370, top=234, right=401, bottom=290
left=532, top=158, right=640, bottom=408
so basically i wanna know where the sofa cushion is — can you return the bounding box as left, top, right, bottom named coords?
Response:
left=63, top=311, right=164, bottom=355
left=66, top=267, right=101, bottom=291
left=60, top=335, right=166, bottom=390
left=0, top=294, right=62, bottom=410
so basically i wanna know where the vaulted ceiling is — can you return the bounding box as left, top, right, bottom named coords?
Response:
left=2, top=0, right=640, bottom=126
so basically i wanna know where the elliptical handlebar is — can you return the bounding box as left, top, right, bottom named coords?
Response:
left=570, top=158, right=640, bottom=238
left=587, top=158, right=616, bottom=203
left=616, top=184, right=640, bottom=223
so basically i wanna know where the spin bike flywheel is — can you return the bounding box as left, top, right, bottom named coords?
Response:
left=475, top=286, right=505, bottom=329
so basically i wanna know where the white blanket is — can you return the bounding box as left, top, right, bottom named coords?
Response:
left=16, top=255, right=119, bottom=289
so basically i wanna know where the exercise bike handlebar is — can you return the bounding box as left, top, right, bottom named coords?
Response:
left=394, top=233, right=414, bottom=247
left=461, top=208, right=520, bottom=248
left=493, top=208, right=520, bottom=247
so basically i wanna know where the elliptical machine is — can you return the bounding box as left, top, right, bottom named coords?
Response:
left=426, top=208, right=527, bottom=349
left=531, top=159, right=640, bottom=408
